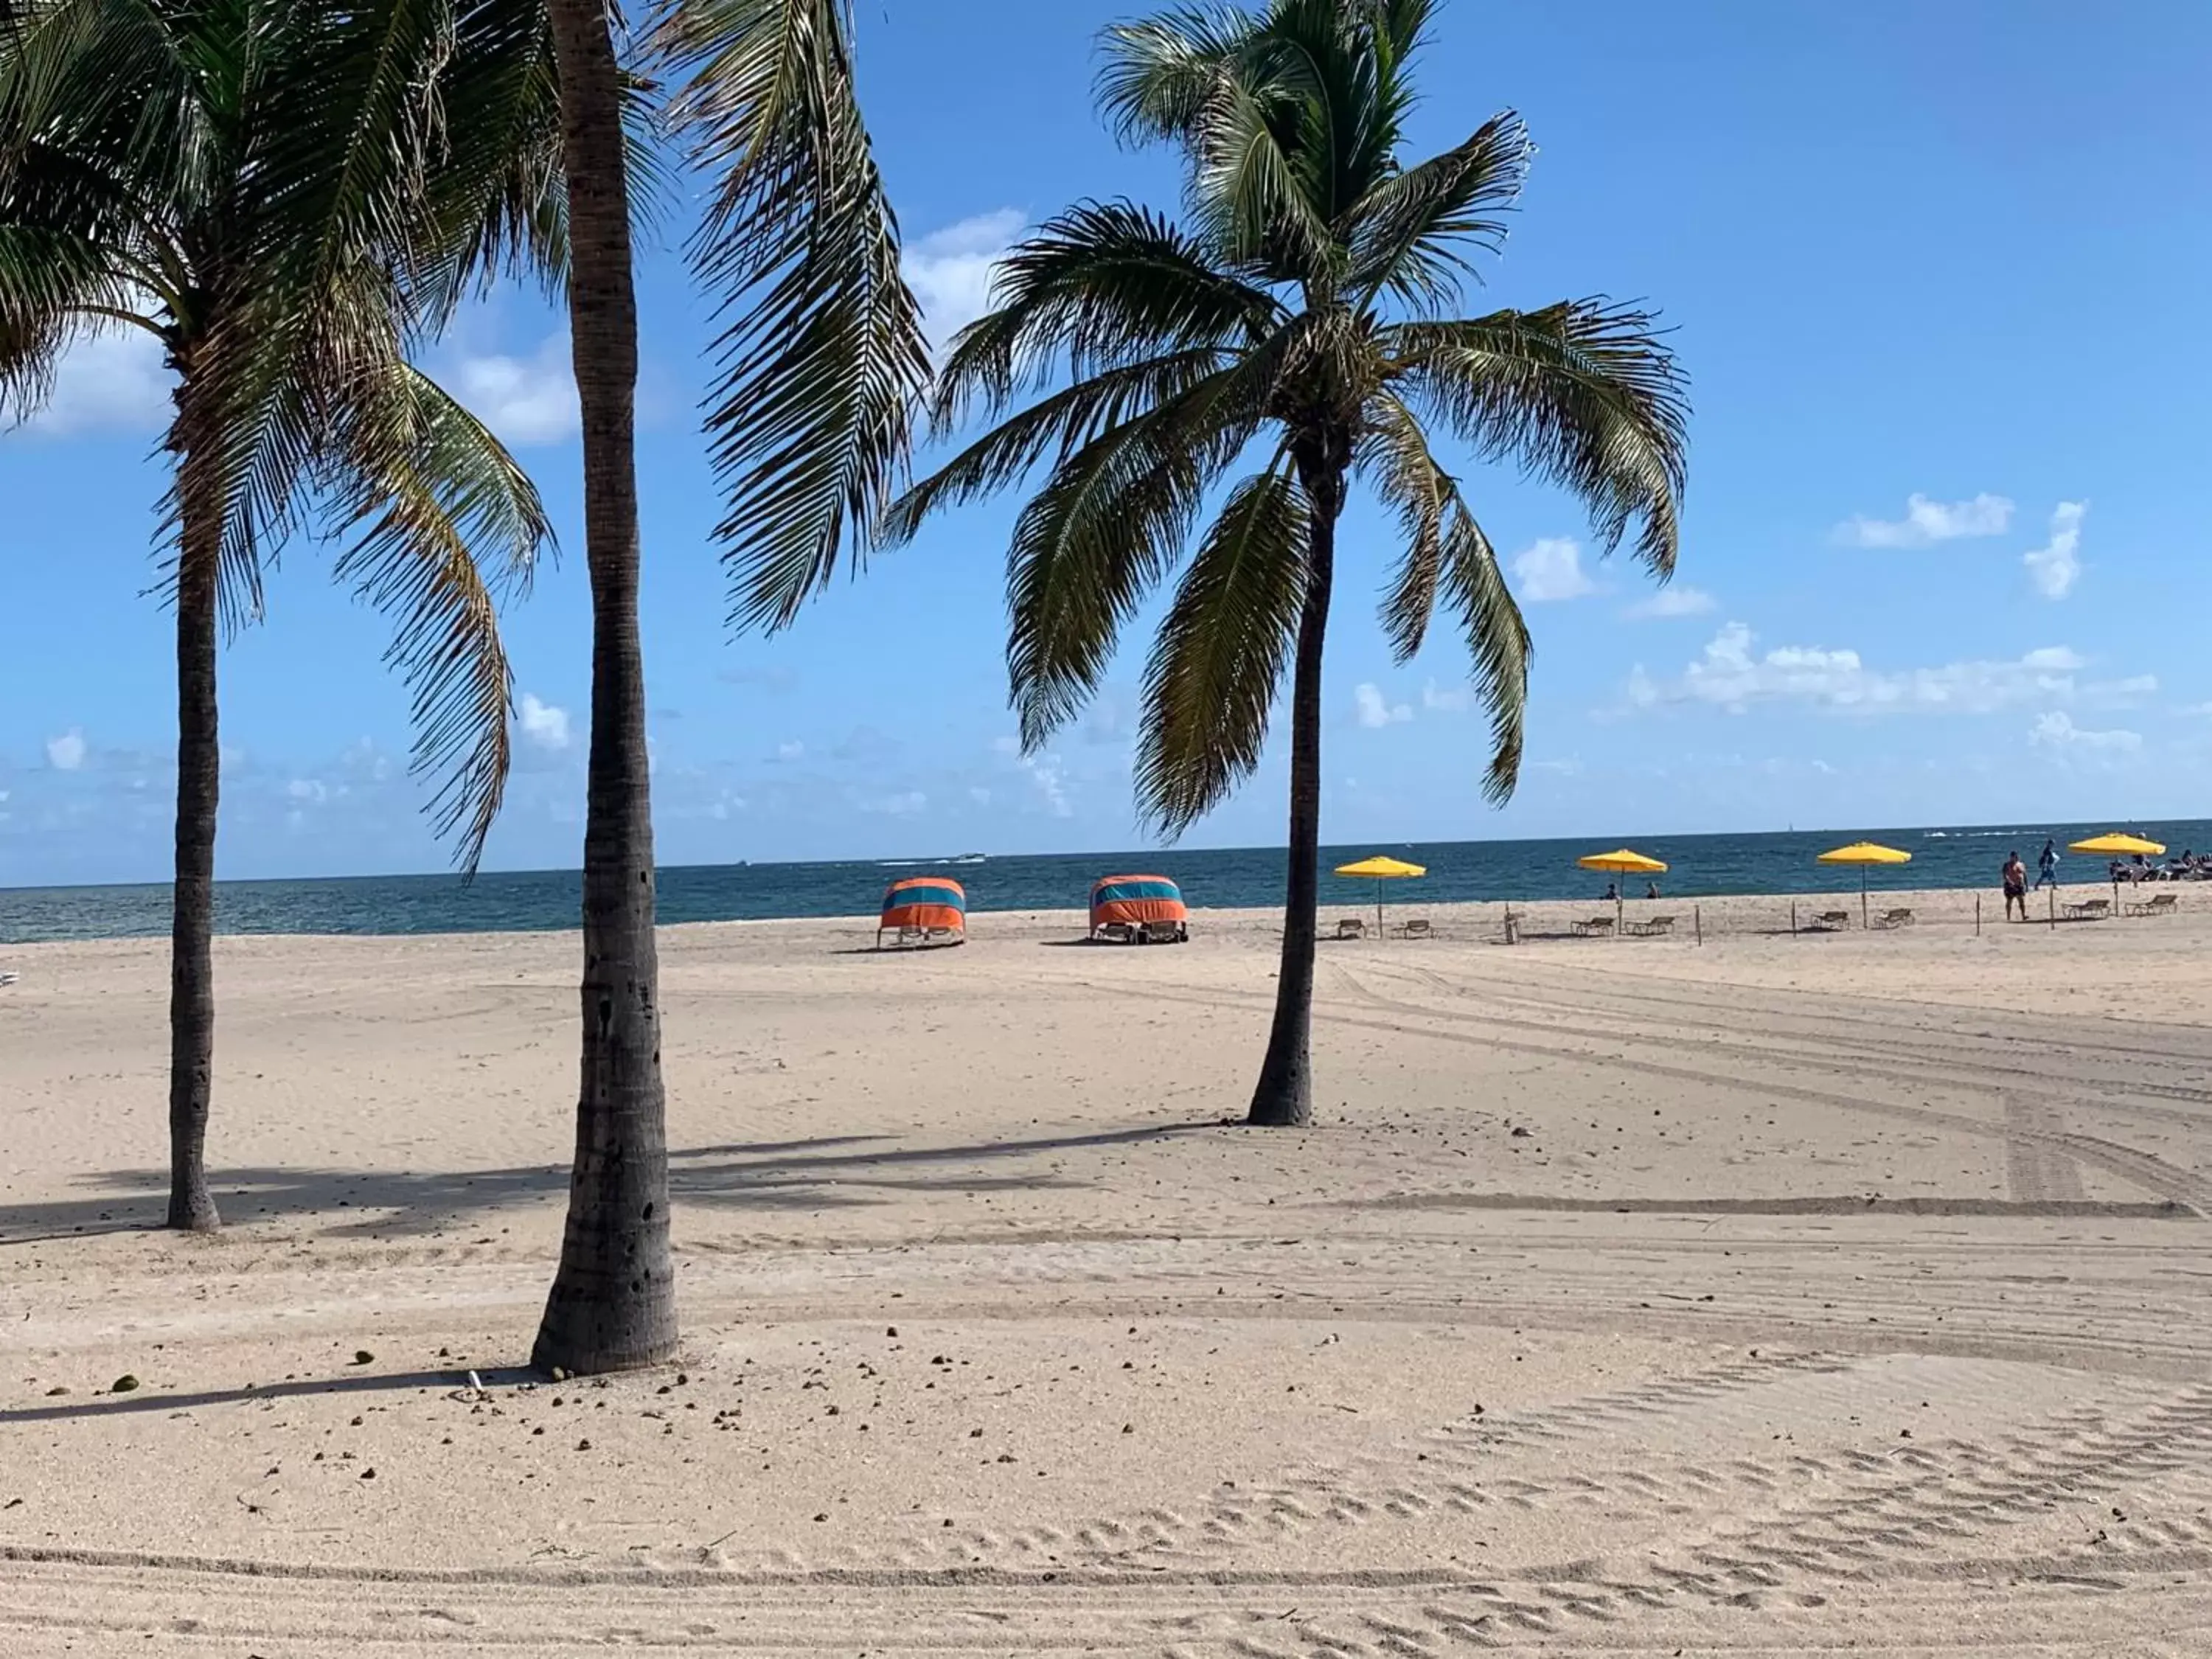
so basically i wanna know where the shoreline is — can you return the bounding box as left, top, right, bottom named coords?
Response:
left=2, top=877, right=2171, bottom=951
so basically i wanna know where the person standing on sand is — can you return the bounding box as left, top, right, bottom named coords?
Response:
left=2037, top=840, right=2059, bottom=889
left=2003, top=851, right=2030, bottom=921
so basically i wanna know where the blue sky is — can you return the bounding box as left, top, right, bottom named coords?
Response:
left=4, top=0, right=2210, bottom=887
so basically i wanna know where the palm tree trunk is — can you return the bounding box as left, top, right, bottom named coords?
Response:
left=532, top=0, right=677, bottom=1375
left=1248, top=454, right=1345, bottom=1128
left=167, top=428, right=222, bottom=1232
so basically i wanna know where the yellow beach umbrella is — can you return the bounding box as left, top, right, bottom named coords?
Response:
left=1816, top=841, right=1912, bottom=930
left=1335, top=855, right=1427, bottom=936
left=2068, top=832, right=2164, bottom=857
left=2070, top=832, right=2166, bottom=907
left=1576, top=849, right=1669, bottom=930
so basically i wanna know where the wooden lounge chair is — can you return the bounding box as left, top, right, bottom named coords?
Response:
left=1336, top=917, right=1367, bottom=940
left=1400, top=917, right=1433, bottom=940
left=1874, top=908, right=1915, bottom=929
left=1626, top=914, right=1676, bottom=937
left=1571, top=915, right=1615, bottom=937
left=1808, top=910, right=1851, bottom=931
left=2065, top=897, right=2112, bottom=921
left=2127, top=892, right=2179, bottom=917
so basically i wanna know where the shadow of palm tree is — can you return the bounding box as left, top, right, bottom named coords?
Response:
left=0, top=1121, right=1217, bottom=1245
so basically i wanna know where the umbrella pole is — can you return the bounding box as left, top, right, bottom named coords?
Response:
left=1376, top=879, right=1384, bottom=939
left=1861, top=867, right=1869, bottom=931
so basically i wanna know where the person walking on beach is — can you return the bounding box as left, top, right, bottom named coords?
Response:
left=2003, top=850, right=2030, bottom=921
left=2037, top=840, right=2059, bottom=889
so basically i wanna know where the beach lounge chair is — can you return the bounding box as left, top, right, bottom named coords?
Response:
left=1571, top=916, right=1615, bottom=937
left=1336, top=917, right=1367, bottom=940
left=1400, top=917, right=1433, bottom=940
left=0, top=971, right=16, bottom=987
left=1627, top=914, right=1677, bottom=937
left=2127, top=892, right=2178, bottom=918
left=1141, top=918, right=1188, bottom=944
left=1096, top=922, right=1138, bottom=945
left=1809, top=911, right=1851, bottom=931
left=1874, top=908, right=1915, bottom=929
left=2065, top=897, right=2112, bottom=921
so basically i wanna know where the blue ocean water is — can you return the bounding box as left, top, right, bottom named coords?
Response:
left=4, top=821, right=2203, bottom=945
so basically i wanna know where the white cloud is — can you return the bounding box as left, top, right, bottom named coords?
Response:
left=44, top=729, right=86, bottom=771
left=1020, top=752, right=1071, bottom=817
left=1837, top=492, right=2014, bottom=548
left=1511, top=536, right=1593, bottom=602
left=1627, top=622, right=2150, bottom=717
left=1529, top=758, right=1584, bottom=777
left=968, top=786, right=993, bottom=807
left=1623, top=585, right=1717, bottom=619
left=2023, top=501, right=2086, bottom=599
left=775, top=740, right=805, bottom=762
left=14, top=327, right=172, bottom=437
left=285, top=778, right=330, bottom=803
left=1422, top=678, right=1474, bottom=713
left=2030, top=711, right=2140, bottom=753
left=902, top=209, right=1025, bottom=352
left=448, top=335, right=577, bottom=447
left=1353, top=682, right=1412, bottom=728
left=518, top=693, right=571, bottom=751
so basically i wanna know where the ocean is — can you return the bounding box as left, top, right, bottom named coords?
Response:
left=4, top=821, right=2202, bottom=945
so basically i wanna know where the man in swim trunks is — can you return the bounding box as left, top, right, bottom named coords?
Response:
left=2003, top=850, right=2029, bottom=921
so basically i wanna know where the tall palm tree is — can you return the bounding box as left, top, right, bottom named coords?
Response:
left=886, top=0, right=1689, bottom=1126
left=526, top=0, right=926, bottom=1374
left=1, top=0, right=561, bottom=1228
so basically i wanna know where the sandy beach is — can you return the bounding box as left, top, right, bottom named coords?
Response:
left=5, top=887, right=2212, bottom=1655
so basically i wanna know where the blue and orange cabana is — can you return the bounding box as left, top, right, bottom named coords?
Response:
left=877, top=876, right=967, bottom=947
left=1089, top=874, right=1188, bottom=943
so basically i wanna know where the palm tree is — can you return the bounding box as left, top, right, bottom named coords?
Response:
left=526, top=0, right=927, bottom=1374
left=886, top=0, right=1689, bottom=1126
left=1, top=0, right=561, bottom=1228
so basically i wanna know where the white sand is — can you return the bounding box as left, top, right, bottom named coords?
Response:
left=5, top=886, right=2212, bottom=1655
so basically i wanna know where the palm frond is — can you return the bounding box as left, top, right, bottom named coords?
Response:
left=653, top=0, right=930, bottom=634
left=882, top=347, right=1232, bottom=545
left=0, top=220, right=144, bottom=423
left=1096, top=3, right=1259, bottom=149
left=1437, top=497, right=1528, bottom=804
left=410, top=0, right=569, bottom=313
left=328, top=359, right=552, bottom=872
left=1356, top=384, right=1523, bottom=802
left=1389, top=299, right=1688, bottom=573
left=1006, top=358, right=1270, bottom=749
left=1135, top=462, right=1307, bottom=835
left=1188, top=63, right=1335, bottom=278
left=1346, top=110, right=1527, bottom=310
left=930, top=199, right=1279, bottom=428
left=1357, top=388, right=1450, bottom=661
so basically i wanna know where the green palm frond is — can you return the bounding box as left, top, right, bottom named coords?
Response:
left=1390, top=300, right=1687, bottom=572
left=1006, top=366, right=1265, bottom=750
left=653, top=0, right=930, bottom=635
left=931, top=200, right=1279, bottom=426
left=1346, top=111, right=1527, bottom=310
left=881, top=347, right=1233, bottom=545
left=1135, top=462, right=1307, bottom=835
left=0, top=220, right=143, bottom=422
left=1096, top=4, right=1261, bottom=148
left=1360, top=387, right=1450, bottom=661
left=411, top=0, right=568, bottom=311
left=1437, top=496, right=1528, bottom=804
left=1187, top=64, right=1334, bottom=279
left=328, top=360, right=552, bottom=872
